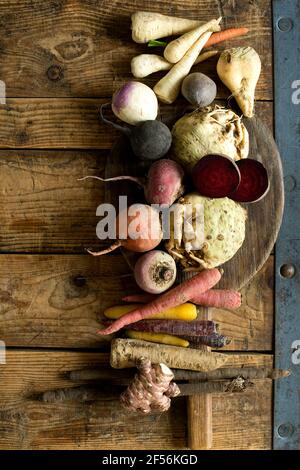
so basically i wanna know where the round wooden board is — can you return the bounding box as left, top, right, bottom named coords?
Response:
left=104, top=115, right=284, bottom=290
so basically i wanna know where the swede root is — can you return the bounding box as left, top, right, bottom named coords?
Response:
left=217, top=47, right=261, bottom=117
left=153, top=30, right=213, bottom=104
left=131, top=11, right=202, bottom=44
left=110, top=338, right=228, bottom=371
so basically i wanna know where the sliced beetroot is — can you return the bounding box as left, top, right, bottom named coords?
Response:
left=230, top=159, right=269, bottom=203
left=192, top=154, right=241, bottom=198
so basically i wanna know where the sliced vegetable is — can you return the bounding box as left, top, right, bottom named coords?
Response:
left=131, top=11, right=202, bottom=43
left=153, top=30, right=213, bottom=104
left=192, top=154, right=241, bottom=198
left=112, top=81, right=158, bottom=125
left=163, top=18, right=221, bottom=64
left=87, top=204, right=162, bottom=256
left=230, top=159, right=269, bottom=203
left=126, top=330, right=189, bottom=348
left=103, top=303, right=198, bottom=321
left=134, top=251, right=177, bottom=294
left=98, top=269, right=221, bottom=335
left=217, top=47, right=261, bottom=117
left=181, top=72, right=217, bottom=107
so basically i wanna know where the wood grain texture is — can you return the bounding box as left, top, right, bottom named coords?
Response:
left=0, top=350, right=273, bottom=449
left=0, top=0, right=272, bottom=99
left=0, top=254, right=273, bottom=350
left=0, top=99, right=272, bottom=150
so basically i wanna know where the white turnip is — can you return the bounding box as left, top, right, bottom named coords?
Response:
left=112, top=81, right=158, bottom=125
left=134, top=250, right=177, bottom=294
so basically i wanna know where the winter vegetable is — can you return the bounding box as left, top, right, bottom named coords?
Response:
left=192, top=154, right=241, bottom=198
left=88, top=204, right=162, bottom=256
left=110, top=338, right=228, bottom=371
left=80, top=159, right=184, bottom=206
left=230, top=159, right=270, bottom=203
left=204, top=27, right=249, bottom=48
left=98, top=268, right=221, bottom=335
left=187, top=333, right=231, bottom=349
left=100, top=103, right=172, bottom=160
left=123, top=288, right=242, bottom=309
left=131, top=11, right=202, bottom=44
left=131, top=51, right=218, bottom=78
left=120, top=360, right=180, bottom=414
left=217, top=47, right=261, bottom=117
left=164, top=18, right=221, bottom=64
left=134, top=250, right=177, bottom=294
left=171, top=106, right=249, bottom=173
left=123, top=319, right=217, bottom=336
left=181, top=72, right=217, bottom=107
left=153, top=30, right=213, bottom=104
left=103, top=303, right=198, bottom=321
left=126, top=330, right=189, bottom=348
left=166, top=193, right=246, bottom=270
left=112, top=81, right=158, bottom=125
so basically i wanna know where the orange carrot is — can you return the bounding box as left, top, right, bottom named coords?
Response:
left=204, top=27, right=249, bottom=49
left=122, top=289, right=241, bottom=310
left=98, top=269, right=221, bottom=336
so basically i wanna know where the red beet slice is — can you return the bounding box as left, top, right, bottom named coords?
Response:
left=230, top=159, right=269, bottom=203
left=192, top=154, right=241, bottom=198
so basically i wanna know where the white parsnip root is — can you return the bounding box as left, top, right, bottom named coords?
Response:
left=164, top=17, right=221, bottom=64
left=120, top=359, right=180, bottom=414
left=131, top=51, right=218, bottom=78
left=131, top=11, right=202, bottom=43
left=153, top=30, right=213, bottom=104
left=110, top=338, right=228, bottom=371
left=217, top=47, right=261, bottom=117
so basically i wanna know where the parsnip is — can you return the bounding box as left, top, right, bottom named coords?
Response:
left=164, top=17, right=221, bottom=64
left=153, top=30, right=213, bottom=104
left=131, top=51, right=218, bottom=78
left=131, top=11, right=202, bottom=43
left=217, top=47, right=261, bottom=117
left=110, top=338, right=228, bottom=371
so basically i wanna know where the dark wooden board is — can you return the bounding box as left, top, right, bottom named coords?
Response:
left=105, top=114, right=284, bottom=290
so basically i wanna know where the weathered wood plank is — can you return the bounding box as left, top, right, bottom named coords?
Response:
left=0, top=350, right=273, bottom=449
left=0, top=254, right=273, bottom=350
left=0, top=99, right=272, bottom=150
left=0, top=150, right=108, bottom=253
left=0, top=0, right=272, bottom=99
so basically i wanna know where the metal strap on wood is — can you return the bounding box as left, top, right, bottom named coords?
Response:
left=273, top=0, right=300, bottom=450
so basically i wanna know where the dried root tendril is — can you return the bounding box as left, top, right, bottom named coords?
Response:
left=120, top=359, right=180, bottom=414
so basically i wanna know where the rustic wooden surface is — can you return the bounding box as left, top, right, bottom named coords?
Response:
left=0, top=0, right=276, bottom=450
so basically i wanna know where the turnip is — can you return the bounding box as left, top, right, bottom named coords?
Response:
left=112, top=81, right=158, bottom=125
left=134, top=250, right=177, bottom=294
left=131, top=11, right=202, bottom=44
left=79, top=159, right=185, bottom=207
left=100, top=103, right=172, bottom=161
left=181, top=72, right=217, bottom=108
left=87, top=204, right=162, bottom=257
left=217, top=47, right=261, bottom=118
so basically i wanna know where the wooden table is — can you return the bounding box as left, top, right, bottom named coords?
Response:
left=0, top=0, right=275, bottom=449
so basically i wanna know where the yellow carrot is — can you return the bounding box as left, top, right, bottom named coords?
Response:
left=126, top=330, right=189, bottom=348
left=153, top=30, right=213, bottom=104
left=103, top=303, right=197, bottom=321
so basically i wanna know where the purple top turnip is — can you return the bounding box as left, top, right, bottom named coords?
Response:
left=134, top=250, right=177, bottom=294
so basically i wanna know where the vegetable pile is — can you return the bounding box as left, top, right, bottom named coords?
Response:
left=78, top=9, right=273, bottom=412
